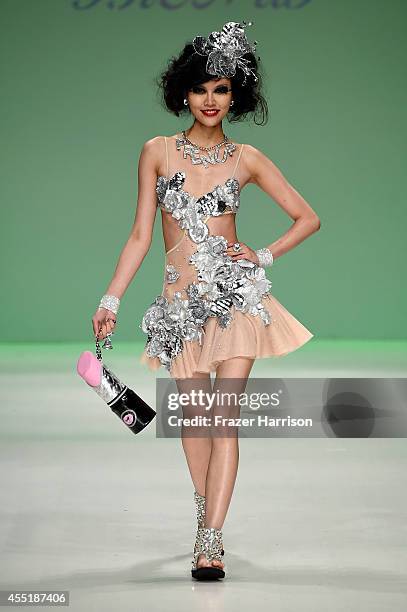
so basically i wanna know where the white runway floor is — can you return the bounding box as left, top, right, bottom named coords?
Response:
left=1, top=341, right=406, bottom=611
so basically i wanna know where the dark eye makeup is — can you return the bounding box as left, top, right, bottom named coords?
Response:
left=190, top=86, right=231, bottom=94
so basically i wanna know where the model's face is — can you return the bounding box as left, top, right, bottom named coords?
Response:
left=186, top=78, right=233, bottom=125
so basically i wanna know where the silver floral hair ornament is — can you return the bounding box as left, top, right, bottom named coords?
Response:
left=192, top=20, right=259, bottom=86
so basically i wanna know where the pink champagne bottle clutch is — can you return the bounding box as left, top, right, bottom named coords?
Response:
left=77, top=336, right=156, bottom=435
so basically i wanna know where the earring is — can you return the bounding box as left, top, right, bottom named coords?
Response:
left=184, top=98, right=189, bottom=106
left=230, top=100, right=234, bottom=107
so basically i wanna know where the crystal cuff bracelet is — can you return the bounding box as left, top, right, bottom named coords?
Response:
left=98, top=294, right=120, bottom=314
left=255, top=247, right=274, bottom=268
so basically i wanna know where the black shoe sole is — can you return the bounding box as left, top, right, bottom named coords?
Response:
left=191, top=567, right=225, bottom=580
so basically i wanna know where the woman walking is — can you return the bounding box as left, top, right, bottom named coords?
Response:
left=93, top=20, right=320, bottom=581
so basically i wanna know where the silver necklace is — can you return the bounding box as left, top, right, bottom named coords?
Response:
left=175, top=129, right=237, bottom=169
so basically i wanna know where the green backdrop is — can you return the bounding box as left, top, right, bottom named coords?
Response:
left=1, top=0, right=406, bottom=342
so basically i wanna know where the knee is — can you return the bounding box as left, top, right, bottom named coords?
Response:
left=210, top=430, right=239, bottom=444
left=181, top=425, right=211, bottom=438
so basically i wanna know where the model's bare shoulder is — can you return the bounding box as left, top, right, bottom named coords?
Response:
left=139, top=136, right=166, bottom=175
left=243, top=143, right=265, bottom=163
left=241, top=143, right=266, bottom=185
left=141, top=135, right=165, bottom=154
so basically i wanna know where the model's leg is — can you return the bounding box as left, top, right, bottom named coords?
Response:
left=175, top=373, right=213, bottom=497
left=197, top=356, right=255, bottom=569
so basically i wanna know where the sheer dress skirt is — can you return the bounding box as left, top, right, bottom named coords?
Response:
left=139, top=226, right=314, bottom=379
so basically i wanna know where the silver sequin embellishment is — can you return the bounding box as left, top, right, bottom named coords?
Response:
left=140, top=171, right=272, bottom=372
left=191, top=526, right=224, bottom=570
left=141, top=287, right=211, bottom=369
left=156, top=171, right=240, bottom=217
left=165, top=264, right=180, bottom=284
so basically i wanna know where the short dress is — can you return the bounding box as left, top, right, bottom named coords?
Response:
left=139, top=135, right=314, bottom=379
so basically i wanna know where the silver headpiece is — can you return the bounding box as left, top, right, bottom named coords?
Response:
left=192, top=20, right=258, bottom=86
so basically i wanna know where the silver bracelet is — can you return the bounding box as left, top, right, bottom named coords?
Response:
left=98, top=294, right=120, bottom=314
left=255, top=247, right=274, bottom=268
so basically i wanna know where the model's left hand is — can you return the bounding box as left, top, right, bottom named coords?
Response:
left=226, top=241, right=259, bottom=265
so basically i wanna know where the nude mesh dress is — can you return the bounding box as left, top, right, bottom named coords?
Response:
left=139, top=135, right=314, bottom=379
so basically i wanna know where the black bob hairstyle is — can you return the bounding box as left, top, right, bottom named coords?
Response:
left=155, top=42, right=269, bottom=126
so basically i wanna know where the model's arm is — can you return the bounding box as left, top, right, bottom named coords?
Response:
left=101, top=138, right=159, bottom=298
left=91, top=137, right=159, bottom=338
left=245, top=144, right=321, bottom=261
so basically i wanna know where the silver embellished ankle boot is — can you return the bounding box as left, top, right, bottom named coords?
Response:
left=191, top=526, right=225, bottom=580
left=194, top=491, right=224, bottom=555
left=194, top=490, right=206, bottom=528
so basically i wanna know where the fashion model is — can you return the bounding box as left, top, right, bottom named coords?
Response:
left=92, top=21, right=320, bottom=581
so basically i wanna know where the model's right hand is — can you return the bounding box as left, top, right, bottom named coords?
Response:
left=92, top=308, right=117, bottom=340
